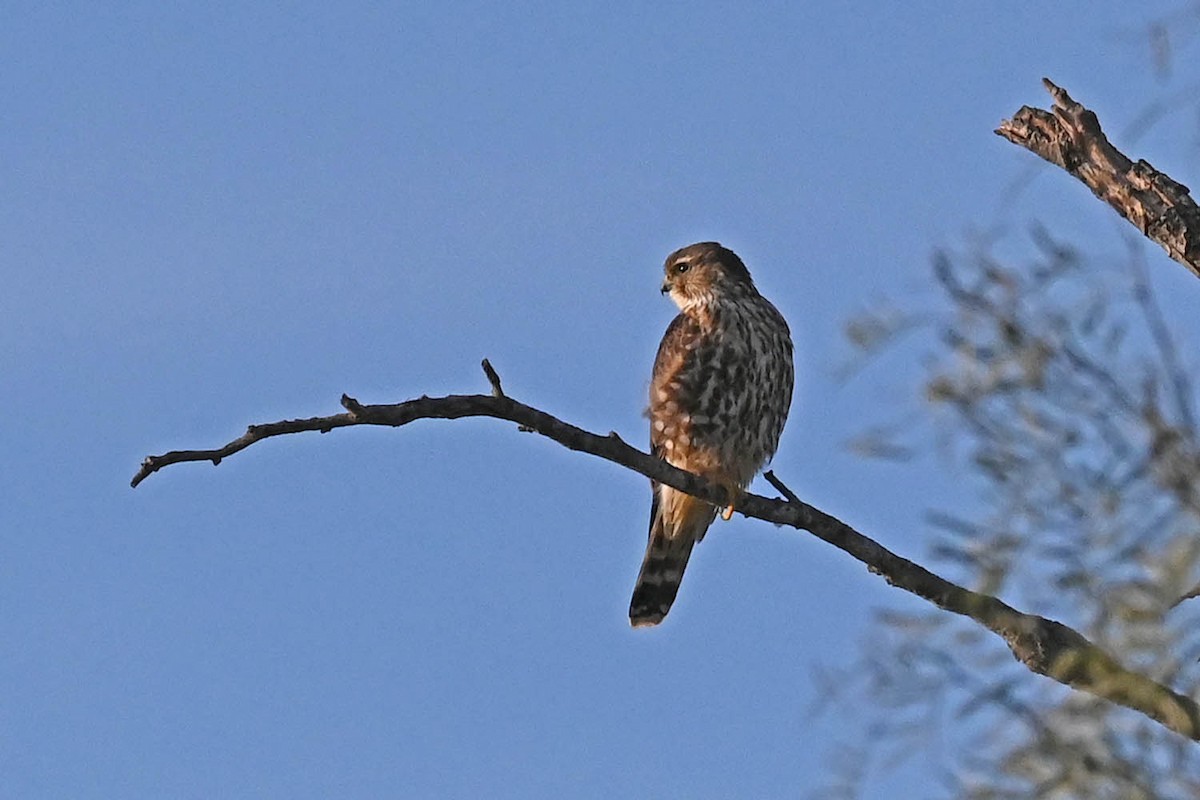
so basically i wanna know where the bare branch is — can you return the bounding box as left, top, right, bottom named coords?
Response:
left=997, top=78, right=1200, bottom=278
left=132, top=378, right=1200, bottom=741
left=130, top=404, right=360, bottom=488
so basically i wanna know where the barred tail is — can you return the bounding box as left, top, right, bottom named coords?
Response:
left=629, top=488, right=714, bottom=627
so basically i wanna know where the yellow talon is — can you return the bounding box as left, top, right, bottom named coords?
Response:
left=721, top=504, right=735, bottom=521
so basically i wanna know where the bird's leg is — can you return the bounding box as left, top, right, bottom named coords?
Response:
left=719, top=480, right=739, bottom=521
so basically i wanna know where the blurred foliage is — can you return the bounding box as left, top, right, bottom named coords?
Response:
left=824, top=8, right=1200, bottom=792
left=829, top=228, right=1200, bottom=798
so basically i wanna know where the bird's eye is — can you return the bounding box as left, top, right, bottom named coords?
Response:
left=674, top=262, right=690, bottom=274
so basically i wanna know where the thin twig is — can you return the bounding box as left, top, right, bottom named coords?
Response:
left=481, top=358, right=505, bottom=398
left=764, top=470, right=801, bottom=504
left=479, top=358, right=532, bottom=431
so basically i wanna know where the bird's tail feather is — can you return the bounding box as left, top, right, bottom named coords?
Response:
left=629, top=489, right=713, bottom=627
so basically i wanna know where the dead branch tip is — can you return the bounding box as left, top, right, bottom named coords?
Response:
left=481, top=358, right=506, bottom=398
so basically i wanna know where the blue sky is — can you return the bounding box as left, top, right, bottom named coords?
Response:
left=4, top=2, right=1196, bottom=797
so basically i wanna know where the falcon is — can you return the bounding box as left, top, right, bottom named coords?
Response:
left=630, top=242, right=794, bottom=627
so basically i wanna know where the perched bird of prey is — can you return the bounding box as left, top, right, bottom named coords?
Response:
left=630, top=242, right=794, bottom=627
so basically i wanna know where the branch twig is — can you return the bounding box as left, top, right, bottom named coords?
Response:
left=997, top=78, right=1200, bottom=278
left=481, top=358, right=505, bottom=397
left=131, top=367, right=1200, bottom=742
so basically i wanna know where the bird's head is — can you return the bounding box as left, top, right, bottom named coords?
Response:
left=660, top=242, right=755, bottom=311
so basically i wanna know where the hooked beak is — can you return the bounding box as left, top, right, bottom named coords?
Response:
left=660, top=279, right=671, bottom=295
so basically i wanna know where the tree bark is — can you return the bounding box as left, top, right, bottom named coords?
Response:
left=997, top=78, right=1200, bottom=279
